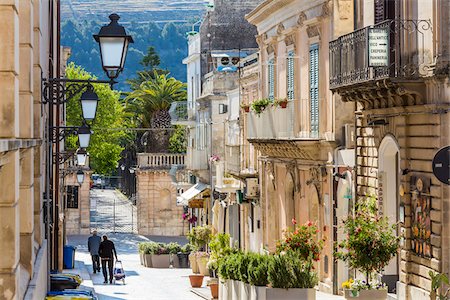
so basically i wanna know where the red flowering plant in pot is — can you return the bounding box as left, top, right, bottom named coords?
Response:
left=276, top=219, right=324, bottom=262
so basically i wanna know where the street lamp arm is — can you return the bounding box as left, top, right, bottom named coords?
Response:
left=50, top=126, right=80, bottom=143
left=42, top=78, right=116, bottom=105
left=52, top=151, right=76, bottom=164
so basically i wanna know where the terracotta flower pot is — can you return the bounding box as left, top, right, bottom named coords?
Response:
left=279, top=101, right=288, bottom=108
left=210, top=283, right=219, bottom=299
left=189, top=274, right=204, bottom=288
left=243, top=106, right=250, bottom=113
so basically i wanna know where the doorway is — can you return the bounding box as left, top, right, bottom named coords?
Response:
left=378, top=135, right=400, bottom=293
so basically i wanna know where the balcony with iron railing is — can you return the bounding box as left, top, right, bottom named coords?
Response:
left=137, top=153, right=186, bottom=170
left=330, top=19, right=433, bottom=91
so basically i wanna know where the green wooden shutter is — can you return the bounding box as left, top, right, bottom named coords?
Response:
left=287, top=51, right=295, bottom=101
left=309, top=44, right=319, bottom=137
left=268, top=58, right=275, bottom=100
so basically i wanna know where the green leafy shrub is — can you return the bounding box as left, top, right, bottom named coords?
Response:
left=251, top=98, right=271, bottom=115
left=247, top=253, right=269, bottom=286
left=187, top=225, right=212, bottom=251
left=167, top=242, right=181, bottom=254
left=218, top=252, right=242, bottom=281
left=180, top=243, right=194, bottom=254
left=335, top=195, right=400, bottom=285
left=208, top=233, right=232, bottom=274
left=268, top=252, right=318, bottom=289
left=430, top=271, right=450, bottom=300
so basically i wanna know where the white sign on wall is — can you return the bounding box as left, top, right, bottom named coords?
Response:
left=368, top=28, right=389, bottom=67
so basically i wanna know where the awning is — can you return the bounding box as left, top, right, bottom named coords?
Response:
left=176, top=183, right=209, bottom=206
left=210, top=51, right=251, bottom=58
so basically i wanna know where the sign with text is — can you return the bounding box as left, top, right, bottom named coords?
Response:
left=368, top=28, right=389, bottom=67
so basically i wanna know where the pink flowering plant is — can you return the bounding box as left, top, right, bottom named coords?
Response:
left=335, top=195, right=400, bottom=290
left=182, top=212, right=197, bottom=224
left=276, top=219, right=324, bottom=262
left=209, top=154, right=220, bottom=163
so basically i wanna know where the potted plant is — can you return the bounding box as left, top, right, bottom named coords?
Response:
left=151, top=242, right=171, bottom=268
left=430, top=271, right=450, bottom=300
left=240, top=103, right=250, bottom=113
left=335, top=195, right=400, bottom=300
left=167, top=242, right=181, bottom=268
left=251, top=98, right=271, bottom=116
left=247, top=253, right=269, bottom=300
left=196, top=251, right=210, bottom=276
left=142, top=242, right=156, bottom=268
left=177, top=243, right=193, bottom=269
left=266, top=252, right=318, bottom=299
left=208, top=233, right=232, bottom=277
left=238, top=253, right=251, bottom=300
left=188, top=225, right=212, bottom=274
left=207, top=278, right=219, bottom=299
left=274, top=98, right=288, bottom=108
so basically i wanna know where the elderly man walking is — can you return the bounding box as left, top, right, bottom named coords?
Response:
left=87, top=230, right=101, bottom=273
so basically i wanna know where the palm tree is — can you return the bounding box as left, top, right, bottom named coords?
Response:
left=125, top=71, right=186, bottom=152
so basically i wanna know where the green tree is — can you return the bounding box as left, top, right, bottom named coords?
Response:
left=168, top=125, right=187, bottom=153
left=65, top=63, right=127, bottom=175
left=125, top=71, right=186, bottom=153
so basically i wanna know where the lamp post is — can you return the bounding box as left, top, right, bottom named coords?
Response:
left=43, top=13, right=132, bottom=272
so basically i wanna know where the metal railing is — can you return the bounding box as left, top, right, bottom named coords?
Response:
left=169, top=101, right=189, bottom=123
left=138, top=153, right=186, bottom=169
left=330, top=19, right=433, bottom=89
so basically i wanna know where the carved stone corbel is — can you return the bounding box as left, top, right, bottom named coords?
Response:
left=306, top=25, right=320, bottom=38
left=321, top=0, right=331, bottom=19
left=284, top=33, right=296, bottom=47
left=277, top=23, right=285, bottom=35
left=297, top=12, right=307, bottom=27
left=286, top=163, right=300, bottom=193
left=265, top=161, right=276, bottom=190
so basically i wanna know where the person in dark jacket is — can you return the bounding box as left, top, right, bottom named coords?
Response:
left=98, top=235, right=118, bottom=284
left=87, top=230, right=101, bottom=273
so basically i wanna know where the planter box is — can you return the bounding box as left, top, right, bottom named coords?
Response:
left=219, top=279, right=230, bottom=300
left=151, top=254, right=171, bottom=268
left=266, top=287, right=316, bottom=300
left=143, top=254, right=152, bottom=268
left=189, top=253, right=199, bottom=274
left=171, top=254, right=180, bottom=268
left=344, top=289, right=388, bottom=300
left=250, top=285, right=267, bottom=300
left=231, top=280, right=241, bottom=300
left=240, top=282, right=250, bottom=300
left=139, top=253, right=144, bottom=265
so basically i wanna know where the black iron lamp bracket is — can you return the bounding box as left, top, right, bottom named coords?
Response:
left=42, top=78, right=116, bottom=105
left=52, top=151, right=76, bottom=164
left=50, top=126, right=80, bottom=143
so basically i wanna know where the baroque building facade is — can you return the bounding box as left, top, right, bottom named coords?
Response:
left=245, top=0, right=355, bottom=293
left=330, top=0, right=450, bottom=298
left=0, top=0, right=60, bottom=298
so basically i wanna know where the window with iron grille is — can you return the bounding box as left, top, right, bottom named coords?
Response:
left=268, top=58, right=275, bottom=100
left=287, top=51, right=295, bottom=101
left=66, top=186, right=79, bottom=209
left=309, top=44, right=319, bottom=137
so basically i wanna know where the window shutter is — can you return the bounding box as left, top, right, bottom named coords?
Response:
left=309, top=44, right=319, bottom=137
left=287, top=51, right=295, bottom=101
left=268, top=58, right=275, bottom=100
left=374, top=0, right=396, bottom=24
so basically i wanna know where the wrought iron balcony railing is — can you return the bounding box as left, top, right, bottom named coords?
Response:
left=330, top=19, right=433, bottom=90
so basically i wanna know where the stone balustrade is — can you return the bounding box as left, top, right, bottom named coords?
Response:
left=137, top=153, right=186, bottom=169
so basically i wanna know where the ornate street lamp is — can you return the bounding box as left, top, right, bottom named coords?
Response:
left=80, top=85, right=100, bottom=121
left=94, top=14, right=134, bottom=80
left=76, top=149, right=88, bottom=167
left=76, top=170, right=85, bottom=185
left=77, top=124, right=92, bottom=149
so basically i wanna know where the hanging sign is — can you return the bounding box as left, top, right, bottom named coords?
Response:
left=432, top=146, right=450, bottom=185
left=368, top=28, right=389, bottom=67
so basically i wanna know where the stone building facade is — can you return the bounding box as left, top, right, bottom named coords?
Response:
left=245, top=0, right=355, bottom=293
left=0, top=0, right=59, bottom=298
left=330, top=0, right=450, bottom=298
left=136, top=153, right=187, bottom=236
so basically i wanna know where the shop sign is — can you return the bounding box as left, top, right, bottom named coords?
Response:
left=189, top=199, right=204, bottom=208
left=368, top=28, right=389, bottom=67
left=432, top=146, right=449, bottom=185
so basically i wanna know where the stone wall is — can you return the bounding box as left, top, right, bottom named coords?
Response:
left=64, top=172, right=91, bottom=235
left=355, top=100, right=450, bottom=298
left=137, top=171, right=186, bottom=236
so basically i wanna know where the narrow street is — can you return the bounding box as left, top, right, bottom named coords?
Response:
left=68, top=189, right=201, bottom=300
